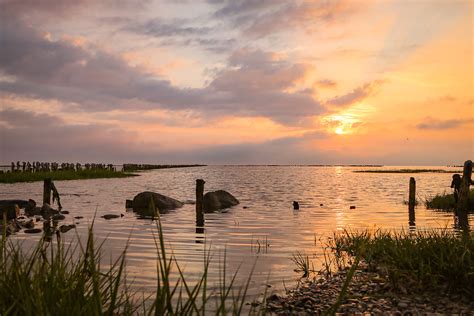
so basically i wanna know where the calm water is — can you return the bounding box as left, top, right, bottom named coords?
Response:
left=1, top=166, right=469, bottom=299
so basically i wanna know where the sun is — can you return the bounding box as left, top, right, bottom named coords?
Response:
left=335, top=127, right=345, bottom=135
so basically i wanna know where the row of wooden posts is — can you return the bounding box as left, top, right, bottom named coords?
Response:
left=408, top=160, right=472, bottom=230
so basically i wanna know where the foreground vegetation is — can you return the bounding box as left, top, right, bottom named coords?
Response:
left=0, top=169, right=138, bottom=183
left=353, top=169, right=461, bottom=173
left=425, top=189, right=474, bottom=211
left=332, top=229, right=474, bottom=298
left=0, top=218, right=261, bottom=315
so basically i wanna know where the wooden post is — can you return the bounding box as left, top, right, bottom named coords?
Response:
left=457, top=160, right=472, bottom=212
left=43, top=178, right=52, bottom=205
left=196, top=179, right=205, bottom=227
left=408, top=177, right=416, bottom=226
left=456, top=160, right=472, bottom=231
left=408, top=177, right=416, bottom=209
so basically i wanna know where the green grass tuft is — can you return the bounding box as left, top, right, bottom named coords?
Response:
left=0, top=217, right=261, bottom=315
left=332, top=229, right=474, bottom=298
left=0, top=169, right=138, bottom=183
left=425, top=189, right=474, bottom=211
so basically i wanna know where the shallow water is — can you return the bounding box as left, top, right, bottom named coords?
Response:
left=1, top=165, right=470, bottom=299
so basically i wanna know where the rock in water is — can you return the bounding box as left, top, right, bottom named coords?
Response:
left=132, top=192, right=184, bottom=216
left=203, top=190, right=239, bottom=212
left=59, top=224, right=76, bottom=233
left=101, top=214, right=122, bottom=220
left=25, top=199, right=41, bottom=216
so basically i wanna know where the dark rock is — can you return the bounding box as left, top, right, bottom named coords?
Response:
left=59, top=224, right=76, bottom=233
left=0, top=199, right=28, bottom=209
left=60, top=210, right=69, bottom=214
left=203, top=190, right=239, bottom=212
left=41, top=203, right=59, bottom=219
left=19, top=219, right=35, bottom=229
left=52, top=214, right=65, bottom=221
left=24, top=199, right=39, bottom=216
left=293, top=201, right=300, bottom=210
left=24, top=228, right=42, bottom=234
left=74, top=216, right=84, bottom=219
left=132, top=191, right=184, bottom=215
left=350, top=205, right=356, bottom=209
left=0, top=203, right=20, bottom=220
left=125, top=199, right=133, bottom=208
left=102, top=214, right=122, bottom=220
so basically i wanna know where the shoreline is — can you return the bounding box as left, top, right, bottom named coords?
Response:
left=266, top=262, right=474, bottom=314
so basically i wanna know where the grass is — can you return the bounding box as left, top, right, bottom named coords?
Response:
left=331, top=229, right=474, bottom=298
left=353, top=169, right=462, bottom=173
left=0, top=214, right=262, bottom=315
left=0, top=169, right=138, bottom=183
left=425, top=189, right=474, bottom=211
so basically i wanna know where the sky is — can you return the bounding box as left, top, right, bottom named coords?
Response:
left=0, top=0, right=473, bottom=165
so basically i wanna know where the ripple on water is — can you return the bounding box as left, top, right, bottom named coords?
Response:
left=1, top=166, right=470, bottom=297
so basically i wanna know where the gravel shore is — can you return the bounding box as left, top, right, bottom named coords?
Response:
left=266, top=263, right=474, bottom=315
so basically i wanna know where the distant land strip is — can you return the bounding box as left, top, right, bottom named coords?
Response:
left=0, top=170, right=138, bottom=184
left=122, top=164, right=206, bottom=172
left=353, top=169, right=463, bottom=174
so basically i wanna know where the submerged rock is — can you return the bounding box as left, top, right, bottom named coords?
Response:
left=102, top=214, right=123, bottom=220
left=25, top=199, right=41, bottom=216
left=41, top=203, right=59, bottom=219
left=24, top=228, right=42, bottom=234
left=59, top=224, right=76, bottom=233
left=203, top=190, right=239, bottom=212
left=132, top=191, right=183, bottom=216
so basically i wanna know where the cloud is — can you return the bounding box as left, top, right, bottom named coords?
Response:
left=211, top=0, right=359, bottom=38
left=317, top=79, right=337, bottom=89
left=326, top=81, right=383, bottom=107
left=0, top=14, right=325, bottom=125
left=0, top=109, right=142, bottom=163
left=416, top=117, right=474, bottom=130
left=0, top=108, right=333, bottom=164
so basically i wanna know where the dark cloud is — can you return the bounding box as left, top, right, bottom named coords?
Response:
left=317, top=79, right=337, bottom=88
left=211, top=0, right=358, bottom=38
left=327, top=81, right=382, bottom=107
left=0, top=16, right=325, bottom=125
left=0, top=108, right=333, bottom=164
left=125, top=19, right=211, bottom=37
left=416, top=118, right=474, bottom=130
left=0, top=109, right=142, bottom=163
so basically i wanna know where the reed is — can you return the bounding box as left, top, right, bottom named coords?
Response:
left=425, top=189, right=474, bottom=211
left=0, top=169, right=138, bottom=183
left=332, top=229, right=474, bottom=298
left=0, top=217, right=261, bottom=315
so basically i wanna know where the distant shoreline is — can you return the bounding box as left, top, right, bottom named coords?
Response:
left=0, top=170, right=138, bottom=184
left=354, top=169, right=462, bottom=174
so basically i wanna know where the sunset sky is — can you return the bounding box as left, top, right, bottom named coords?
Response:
left=1, top=0, right=473, bottom=165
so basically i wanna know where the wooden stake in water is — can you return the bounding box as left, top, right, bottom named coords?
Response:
left=196, top=179, right=205, bottom=227
left=456, top=160, right=472, bottom=230
left=457, top=160, right=472, bottom=212
left=408, top=177, right=416, bottom=209
left=43, top=178, right=52, bottom=205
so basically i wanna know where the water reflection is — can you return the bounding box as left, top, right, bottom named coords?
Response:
left=1, top=165, right=470, bottom=297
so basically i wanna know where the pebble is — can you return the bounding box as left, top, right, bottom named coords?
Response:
left=266, top=262, right=474, bottom=315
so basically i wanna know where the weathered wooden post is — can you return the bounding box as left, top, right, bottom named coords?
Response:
left=196, top=179, right=205, bottom=227
left=456, top=160, right=472, bottom=230
left=43, top=178, right=52, bottom=205
left=457, top=160, right=472, bottom=212
left=408, top=177, right=416, bottom=226
left=408, top=177, right=416, bottom=209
